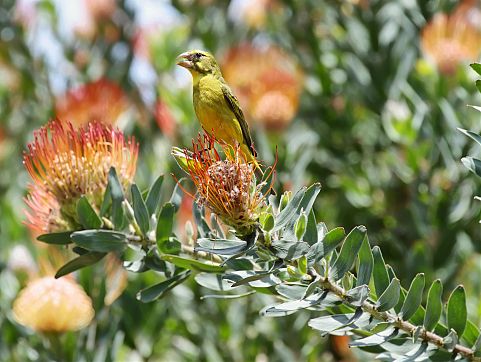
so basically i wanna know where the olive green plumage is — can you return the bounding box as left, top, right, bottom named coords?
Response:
left=176, top=50, right=257, bottom=161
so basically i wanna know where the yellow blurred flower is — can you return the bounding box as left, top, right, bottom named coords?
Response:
left=24, top=120, right=138, bottom=233
left=55, top=79, right=129, bottom=128
left=12, top=276, right=94, bottom=333
left=222, top=43, right=303, bottom=131
left=421, top=2, right=481, bottom=75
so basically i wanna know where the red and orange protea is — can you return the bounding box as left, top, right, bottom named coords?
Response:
left=173, top=134, right=274, bottom=236
left=24, top=120, right=138, bottom=233
left=421, top=2, right=481, bottom=75
left=221, top=43, right=303, bottom=131
left=55, top=79, right=129, bottom=128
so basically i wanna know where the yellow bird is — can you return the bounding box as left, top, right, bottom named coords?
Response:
left=176, top=50, right=258, bottom=164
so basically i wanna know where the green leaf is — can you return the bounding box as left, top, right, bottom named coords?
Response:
left=160, top=254, right=225, bottom=273
left=330, top=226, right=366, bottom=281
left=193, top=202, right=211, bottom=238
left=210, top=213, right=225, bottom=238
left=306, top=227, right=345, bottom=266
left=108, top=167, right=125, bottom=228
left=304, top=211, right=318, bottom=245
left=463, top=320, right=480, bottom=349
left=137, top=270, right=191, bottom=302
left=196, top=238, right=247, bottom=255
left=158, top=237, right=181, bottom=254
left=447, top=285, right=467, bottom=338
left=37, top=231, right=72, bottom=245
left=372, top=246, right=390, bottom=296
left=100, top=183, right=111, bottom=217
left=294, top=211, right=307, bottom=241
left=169, top=178, right=184, bottom=211
left=194, top=273, right=239, bottom=291
left=298, top=255, right=307, bottom=275
left=70, top=230, right=127, bottom=252
left=276, top=284, right=307, bottom=300
left=282, top=183, right=322, bottom=240
left=279, top=191, right=291, bottom=212
left=77, top=196, right=102, bottom=229
left=443, top=330, right=459, bottom=352
left=55, top=252, right=106, bottom=278
left=461, top=156, right=481, bottom=177
left=131, top=184, right=150, bottom=236
left=156, top=202, right=175, bottom=245
left=261, top=213, right=275, bottom=232
left=349, top=326, right=399, bottom=347
left=376, top=278, right=400, bottom=312
left=272, top=186, right=307, bottom=232
left=356, top=235, right=373, bottom=287
left=458, top=127, right=481, bottom=147
left=346, top=285, right=369, bottom=307
left=400, top=273, right=425, bottom=320
left=470, top=63, right=481, bottom=76
left=270, top=240, right=310, bottom=260
left=308, top=311, right=372, bottom=335
left=423, top=279, right=443, bottom=331
left=476, top=79, right=481, bottom=94
left=145, top=174, right=164, bottom=215
left=201, top=291, right=256, bottom=300
left=224, top=271, right=281, bottom=287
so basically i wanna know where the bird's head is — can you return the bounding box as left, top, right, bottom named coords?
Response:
left=176, top=50, right=222, bottom=77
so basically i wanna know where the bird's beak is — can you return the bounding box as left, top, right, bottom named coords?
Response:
left=176, top=52, right=193, bottom=69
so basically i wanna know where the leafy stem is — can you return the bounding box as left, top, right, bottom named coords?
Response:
left=311, top=269, right=477, bottom=360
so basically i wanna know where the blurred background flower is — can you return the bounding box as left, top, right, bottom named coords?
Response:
left=421, top=0, right=481, bottom=75
left=55, top=79, right=131, bottom=128
left=13, top=276, right=94, bottom=333
left=222, top=42, right=303, bottom=131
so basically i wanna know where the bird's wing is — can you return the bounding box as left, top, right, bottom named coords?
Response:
left=221, top=83, right=257, bottom=156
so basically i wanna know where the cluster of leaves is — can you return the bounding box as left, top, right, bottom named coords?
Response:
left=38, top=168, right=481, bottom=361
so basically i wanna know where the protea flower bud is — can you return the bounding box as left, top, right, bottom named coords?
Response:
left=173, top=134, right=274, bottom=236
left=23, top=120, right=138, bottom=233
left=12, top=276, right=94, bottom=333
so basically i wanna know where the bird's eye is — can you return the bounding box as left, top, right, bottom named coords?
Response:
left=195, top=53, right=203, bottom=59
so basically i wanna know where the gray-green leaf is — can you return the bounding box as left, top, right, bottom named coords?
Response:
left=423, top=279, right=443, bottom=331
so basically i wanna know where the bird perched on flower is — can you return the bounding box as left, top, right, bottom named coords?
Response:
left=176, top=50, right=258, bottom=164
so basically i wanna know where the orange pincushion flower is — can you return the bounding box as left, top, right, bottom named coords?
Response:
left=13, top=276, right=94, bottom=333
left=222, top=43, right=303, bottom=130
left=421, top=3, right=481, bottom=75
left=55, top=79, right=129, bottom=128
left=23, top=120, right=138, bottom=233
left=173, top=134, right=274, bottom=236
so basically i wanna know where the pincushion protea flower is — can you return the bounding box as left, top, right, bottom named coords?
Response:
left=55, top=79, right=129, bottom=128
left=221, top=43, right=303, bottom=131
left=12, top=276, right=94, bottom=333
left=173, top=134, right=274, bottom=236
left=24, top=120, right=138, bottom=233
left=421, top=2, right=481, bottom=75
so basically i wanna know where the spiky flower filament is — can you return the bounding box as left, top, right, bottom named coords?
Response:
left=23, top=120, right=138, bottom=233
left=180, top=134, right=274, bottom=236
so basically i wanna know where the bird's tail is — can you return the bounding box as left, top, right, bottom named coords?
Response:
left=241, top=144, right=263, bottom=176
